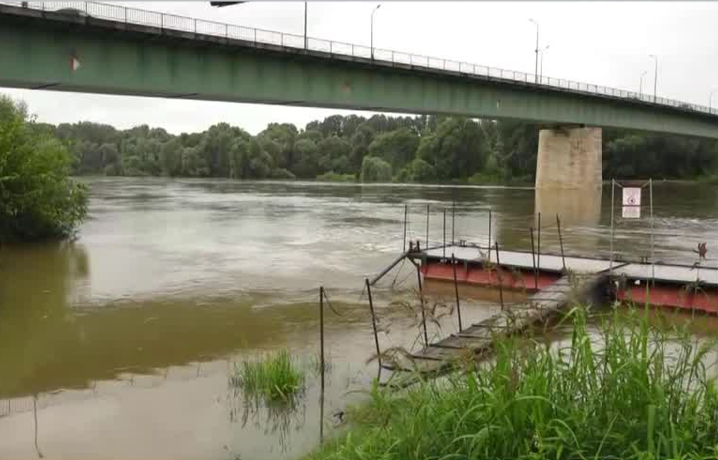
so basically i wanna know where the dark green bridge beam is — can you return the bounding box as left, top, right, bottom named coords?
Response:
left=1, top=5, right=717, bottom=139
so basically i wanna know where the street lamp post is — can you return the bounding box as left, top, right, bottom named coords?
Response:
left=371, top=4, right=381, bottom=60
left=529, top=18, right=539, bottom=83
left=649, top=54, right=658, bottom=103
left=639, top=70, right=647, bottom=96
left=304, top=2, right=307, bottom=50
left=539, top=44, right=549, bottom=82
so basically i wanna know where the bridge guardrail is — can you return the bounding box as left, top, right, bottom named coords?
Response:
left=4, top=0, right=717, bottom=118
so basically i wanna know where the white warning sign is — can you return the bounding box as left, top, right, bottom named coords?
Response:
left=622, top=187, right=641, bottom=218
left=622, top=206, right=641, bottom=218
left=622, top=188, right=641, bottom=206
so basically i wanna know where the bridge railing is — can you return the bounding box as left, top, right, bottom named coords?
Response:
left=6, top=0, right=718, bottom=118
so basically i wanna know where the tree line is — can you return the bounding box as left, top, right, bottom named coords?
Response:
left=36, top=113, right=718, bottom=183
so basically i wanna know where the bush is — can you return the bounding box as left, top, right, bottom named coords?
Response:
left=360, top=156, right=392, bottom=183
left=467, top=171, right=504, bottom=185
left=316, top=171, right=355, bottom=182
left=0, top=96, right=88, bottom=242
left=269, top=167, right=296, bottom=180
left=409, top=158, right=436, bottom=183
left=310, top=307, right=718, bottom=460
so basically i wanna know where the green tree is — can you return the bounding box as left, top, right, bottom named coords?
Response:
left=418, top=118, right=484, bottom=180
left=292, top=138, right=320, bottom=178
left=360, top=156, right=392, bottom=183
left=409, top=158, right=436, bottom=183
left=367, top=128, right=419, bottom=171
left=318, top=136, right=352, bottom=174
left=0, top=97, right=88, bottom=242
left=159, top=139, right=182, bottom=177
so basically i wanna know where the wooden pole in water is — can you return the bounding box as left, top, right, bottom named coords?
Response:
left=318, top=286, right=325, bottom=444
left=530, top=227, right=538, bottom=290
left=443, top=209, right=447, bottom=258
left=451, top=253, right=463, bottom=332
left=556, top=214, right=566, bottom=271
left=403, top=204, right=408, bottom=253
left=415, top=263, right=429, bottom=346
left=364, top=279, right=382, bottom=369
left=494, top=241, right=505, bottom=310
left=425, top=204, right=430, bottom=249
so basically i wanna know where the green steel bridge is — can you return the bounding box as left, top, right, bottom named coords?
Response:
left=0, top=0, right=717, bottom=139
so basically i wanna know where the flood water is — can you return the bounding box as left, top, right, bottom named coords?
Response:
left=0, top=178, right=716, bottom=460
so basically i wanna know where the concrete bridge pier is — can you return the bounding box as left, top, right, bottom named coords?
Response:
left=535, top=127, right=602, bottom=190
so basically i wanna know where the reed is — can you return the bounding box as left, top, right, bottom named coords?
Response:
left=230, top=349, right=305, bottom=403
left=310, top=306, right=718, bottom=460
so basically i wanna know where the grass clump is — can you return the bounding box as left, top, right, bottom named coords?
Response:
left=310, top=306, right=718, bottom=460
left=230, top=349, right=305, bottom=403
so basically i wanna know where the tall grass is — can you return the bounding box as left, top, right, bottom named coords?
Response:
left=310, top=306, right=718, bottom=460
left=229, top=349, right=305, bottom=403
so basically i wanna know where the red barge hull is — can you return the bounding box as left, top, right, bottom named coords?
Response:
left=422, top=261, right=718, bottom=314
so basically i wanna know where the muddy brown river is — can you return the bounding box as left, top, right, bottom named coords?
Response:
left=0, top=178, right=716, bottom=459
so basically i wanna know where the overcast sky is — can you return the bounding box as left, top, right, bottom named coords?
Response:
left=4, top=1, right=718, bottom=134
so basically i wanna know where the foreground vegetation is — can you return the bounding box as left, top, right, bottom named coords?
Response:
left=0, top=96, right=88, bottom=242
left=310, top=307, right=718, bottom=460
left=229, top=349, right=305, bottom=403
left=27, top=106, right=718, bottom=184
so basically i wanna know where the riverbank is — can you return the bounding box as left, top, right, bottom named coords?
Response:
left=306, top=307, right=718, bottom=460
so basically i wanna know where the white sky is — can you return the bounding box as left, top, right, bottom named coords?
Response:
left=4, top=1, right=718, bottom=134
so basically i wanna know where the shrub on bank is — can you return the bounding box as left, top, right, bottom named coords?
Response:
left=0, top=96, right=88, bottom=242
left=310, top=307, right=718, bottom=460
left=316, top=171, right=356, bottom=182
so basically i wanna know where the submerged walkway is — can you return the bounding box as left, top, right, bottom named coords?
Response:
left=382, top=272, right=607, bottom=377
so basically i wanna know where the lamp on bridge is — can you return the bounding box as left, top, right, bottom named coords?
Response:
left=539, top=45, right=550, bottom=83
left=371, top=4, right=381, bottom=60
left=529, top=18, right=540, bottom=84
left=649, top=54, right=658, bottom=103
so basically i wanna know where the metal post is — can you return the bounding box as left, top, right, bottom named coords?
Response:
left=303, top=2, right=308, bottom=50
left=403, top=204, right=407, bottom=253
left=530, top=227, right=538, bottom=290
left=487, top=209, right=492, bottom=262
left=415, top=263, right=429, bottom=346
left=425, top=204, right=430, bottom=249
left=451, top=201, right=456, bottom=245
left=319, top=287, right=325, bottom=387
left=650, top=179, right=655, bottom=284
left=318, top=288, right=326, bottom=445
left=364, top=279, right=382, bottom=368
left=609, top=179, right=615, bottom=274
left=537, top=212, right=542, bottom=272
left=556, top=214, right=566, bottom=271
left=494, top=242, right=505, bottom=310
left=443, top=209, right=446, bottom=258
left=452, top=254, right=463, bottom=332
